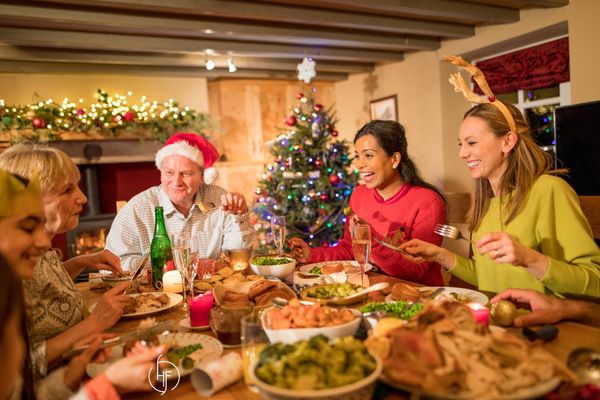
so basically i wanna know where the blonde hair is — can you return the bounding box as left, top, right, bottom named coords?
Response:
left=0, top=144, right=80, bottom=194
left=465, top=102, right=554, bottom=230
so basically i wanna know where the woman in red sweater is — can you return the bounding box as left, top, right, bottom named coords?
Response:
left=290, top=120, right=447, bottom=286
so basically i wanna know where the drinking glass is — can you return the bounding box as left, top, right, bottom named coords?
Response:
left=270, top=215, right=286, bottom=257
left=171, top=233, right=190, bottom=311
left=241, top=312, right=269, bottom=393
left=351, top=224, right=371, bottom=287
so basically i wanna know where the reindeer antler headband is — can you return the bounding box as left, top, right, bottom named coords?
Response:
left=443, top=56, right=517, bottom=133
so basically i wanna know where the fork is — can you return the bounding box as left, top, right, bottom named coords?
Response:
left=434, top=224, right=474, bottom=244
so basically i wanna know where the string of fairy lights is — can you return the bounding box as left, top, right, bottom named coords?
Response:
left=0, top=89, right=210, bottom=142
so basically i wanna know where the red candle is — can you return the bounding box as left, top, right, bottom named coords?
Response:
left=189, top=290, right=214, bottom=327
left=467, top=302, right=489, bottom=326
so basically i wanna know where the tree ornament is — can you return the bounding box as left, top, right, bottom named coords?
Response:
left=285, top=115, right=297, bottom=126
left=313, top=103, right=323, bottom=112
left=490, top=300, right=517, bottom=327
left=2, top=116, right=11, bottom=126
left=32, top=117, right=46, bottom=128
left=332, top=129, right=339, bottom=137
left=297, top=57, right=316, bottom=84
left=315, top=159, right=323, bottom=167
left=319, top=193, right=329, bottom=202
left=296, top=92, right=304, bottom=100
left=305, top=139, right=313, bottom=146
left=123, top=111, right=135, bottom=122
left=329, top=174, right=340, bottom=185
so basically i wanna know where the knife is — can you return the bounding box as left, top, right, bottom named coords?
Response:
left=123, top=253, right=149, bottom=294
left=373, top=238, right=411, bottom=256
left=62, top=320, right=174, bottom=359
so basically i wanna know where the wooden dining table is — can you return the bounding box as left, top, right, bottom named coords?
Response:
left=77, top=273, right=600, bottom=399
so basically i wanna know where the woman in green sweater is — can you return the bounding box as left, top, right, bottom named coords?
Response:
left=400, top=56, right=600, bottom=297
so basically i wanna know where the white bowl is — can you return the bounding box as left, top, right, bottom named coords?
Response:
left=260, top=307, right=362, bottom=344
left=250, top=257, right=297, bottom=279
left=251, top=352, right=382, bottom=400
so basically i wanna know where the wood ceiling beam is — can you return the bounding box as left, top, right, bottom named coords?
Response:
left=0, top=45, right=375, bottom=73
left=33, top=0, right=473, bottom=38
left=259, top=0, right=520, bottom=24
left=0, top=27, right=407, bottom=62
left=0, top=60, right=348, bottom=81
left=0, top=4, right=439, bottom=51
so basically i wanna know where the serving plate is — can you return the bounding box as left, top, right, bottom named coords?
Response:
left=299, top=260, right=373, bottom=275
left=86, top=332, right=223, bottom=380
left=385, top=286, right=488, bottom=305
left=379, top=375, right=561, bottom=400
left=89, top=292, right=183, bottom=318
left=300, top=283, right=367, bottom=306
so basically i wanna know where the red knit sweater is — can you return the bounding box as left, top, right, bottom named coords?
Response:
left=308, top=183, right=446, bottom=286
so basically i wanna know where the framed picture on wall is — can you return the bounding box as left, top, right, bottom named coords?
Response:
left=369, top=95, right=398, bottom=121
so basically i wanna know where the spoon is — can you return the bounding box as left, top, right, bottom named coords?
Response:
left=337, top=282, right=390, bottom=302
left=567, top=347, right=600, bottom=384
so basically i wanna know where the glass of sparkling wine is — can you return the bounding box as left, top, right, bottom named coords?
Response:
left=352, top=224, right=371, bottom=287
left=171, top=233, right=190, bottom=312
left=270, top=215, right=286, bottom=257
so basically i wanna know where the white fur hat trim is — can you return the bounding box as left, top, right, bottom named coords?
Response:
left=155, top=141, right=204, bottom=170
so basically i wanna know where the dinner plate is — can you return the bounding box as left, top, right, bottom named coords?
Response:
left=299, top=260, right=373, bottom=275
left=300, top=283, right=366, bottom=306
left=86, top=332, right=223, bottom=379
left=385, top=286, right=488, bottom=305
left=88, top=292, right=183, bottom=318
left=379, top=375, right=561, bottom=400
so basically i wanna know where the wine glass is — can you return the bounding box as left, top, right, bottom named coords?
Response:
left=351, top=224, right=371, bottom=287
left=171, top=233, right=190, bottom=311
left=270, top=215, right=286, bottom=257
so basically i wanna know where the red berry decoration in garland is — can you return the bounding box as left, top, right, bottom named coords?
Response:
left=313, top=103, right=323, bottom=112
left=331, top=129, right=339, bottom=137
left=315, top=159, right=323, bottom=167
left=319, top=193, right=329, bottom=202
left=124, top=111, right=135, bottom=122
left=76, top=108, right=85, bottom=116
left=32, top=117, right=46, bottom=129
left=329, top=174, right=340, bottom=185
left=285, top=115, right=297, bottom=126
left=296, top=92, right=304, bottom=100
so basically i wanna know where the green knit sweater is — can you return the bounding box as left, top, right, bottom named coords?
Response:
left=452, top=174, right=600, bottom=297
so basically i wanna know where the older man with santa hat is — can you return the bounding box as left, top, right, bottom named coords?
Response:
left=106, top=133, right=254, bottom=271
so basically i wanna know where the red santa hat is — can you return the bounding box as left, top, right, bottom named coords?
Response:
left=155, top=133, right=220, bottom=184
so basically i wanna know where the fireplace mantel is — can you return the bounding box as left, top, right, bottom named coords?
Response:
left=48, top=139, right=162, bottom=165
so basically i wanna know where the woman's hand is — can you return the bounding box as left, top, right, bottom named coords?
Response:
left=104, top=345, right=167, bottom=394
left=63, top=337, right=102, bottom=391
left=81, top=249, right=122, bottom=275
left=289, top=237, right=311, bottom=263
left=477, top=232, right=549, bottom=278
left=71, top=333, right=117, bottom=364
left=220, top=192, right=248, bottom=214
left=88, top=281, right=131, bottom=331
left=399, top=239, right=455, bottom=269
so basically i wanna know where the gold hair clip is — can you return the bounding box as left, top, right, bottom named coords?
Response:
left=443, top=56, right=517, bottom=133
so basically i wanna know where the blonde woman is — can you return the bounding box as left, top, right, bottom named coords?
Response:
left=0, top=145, right=131, bottom=386
left=400, top=57, right=600, bottom=297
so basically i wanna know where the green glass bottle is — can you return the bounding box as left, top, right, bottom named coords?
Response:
left=150, top=206, right=172, bottom=290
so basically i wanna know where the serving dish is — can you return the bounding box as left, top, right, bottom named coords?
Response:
left=260, top=306, right=362, bottom=344
left=250, top=256, right=297, bottom=279
left=89, top=292, right=182, bottom=318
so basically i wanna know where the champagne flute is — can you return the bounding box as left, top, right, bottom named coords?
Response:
left=171, top=233, right=190, bottom=312
left=351, top=224, right=371, bottom=288
left=270, top=215, right=286, bottom=257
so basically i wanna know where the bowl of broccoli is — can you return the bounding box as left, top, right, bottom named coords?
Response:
left=250, top=256, right=297, bottom=279
left=251, top=335, right=382, bottom=400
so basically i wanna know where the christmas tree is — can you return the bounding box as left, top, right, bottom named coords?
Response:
left=253, top=90, right=358, bottom=251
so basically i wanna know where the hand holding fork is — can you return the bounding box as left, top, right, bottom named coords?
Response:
left=434, top=224, right=474, bottom=244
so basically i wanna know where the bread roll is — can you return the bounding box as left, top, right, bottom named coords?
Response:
left=391, top=282, right=421, bottom=302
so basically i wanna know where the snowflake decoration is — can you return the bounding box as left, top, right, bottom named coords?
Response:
left=297, top=57, right=316, bottom=83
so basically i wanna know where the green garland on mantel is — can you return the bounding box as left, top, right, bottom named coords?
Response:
left=0, top=89, right=211, bottom=143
